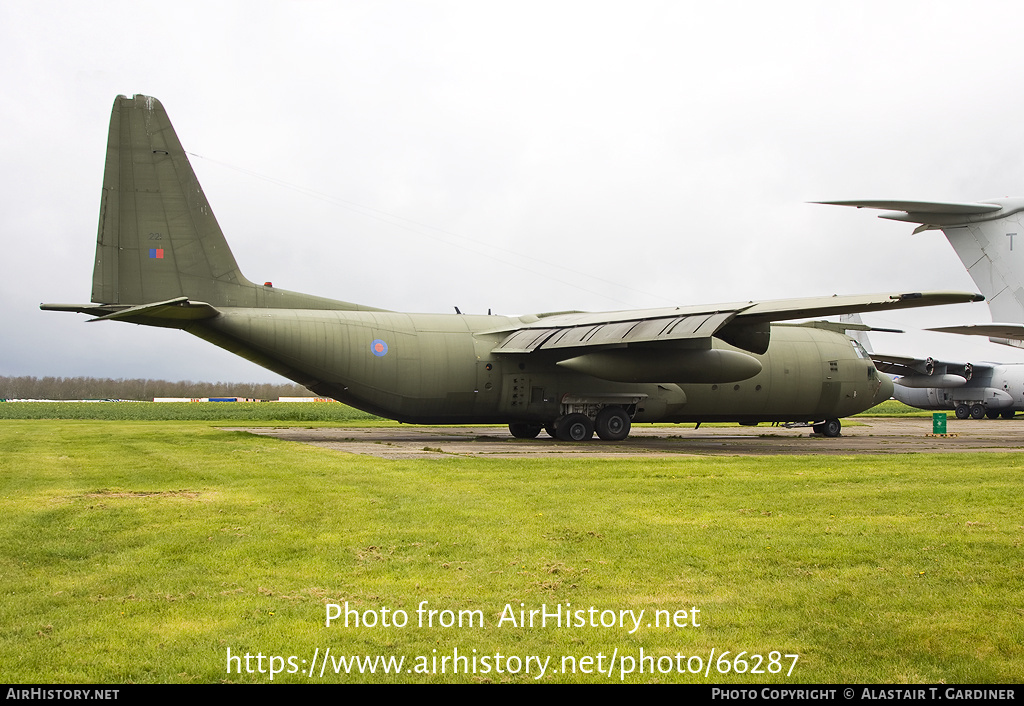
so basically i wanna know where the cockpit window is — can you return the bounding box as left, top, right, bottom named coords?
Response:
left=851, top=340, right=869, bottom=359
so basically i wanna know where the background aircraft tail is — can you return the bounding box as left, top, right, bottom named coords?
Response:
left=838, top=313, right=874, bottom=353
left=821, top=198, right=1024, bottom=330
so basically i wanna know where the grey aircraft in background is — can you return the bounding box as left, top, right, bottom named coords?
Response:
left=823, top=198, right=1024, bottom=347
left=828, top=201, right=1024, bottom=419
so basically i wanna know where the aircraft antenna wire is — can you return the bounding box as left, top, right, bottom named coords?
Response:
left=188, top=152, right=681, bottom=309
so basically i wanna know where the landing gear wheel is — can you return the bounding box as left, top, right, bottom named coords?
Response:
left=986, top=409, right=1001, bottom=420
left=556, top=413, right=594, bottom=442
left=970, top=404, right=986, bottom=419
left=508, top=422, right=542, bottom=439
left=595, top=407, right=631, bottom=441
left=955, top=404, right=970, bottom=420
left=821, top=419, right=842, bottom=438
left=1002, top=410, right=1016, bottom=419
left=544, top=423, right=558, bottom=438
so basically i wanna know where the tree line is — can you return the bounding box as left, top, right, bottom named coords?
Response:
left=0, top=376, right=316, bottom=401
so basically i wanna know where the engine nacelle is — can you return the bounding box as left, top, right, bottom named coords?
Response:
left=895, top=374, right=967, bottom=389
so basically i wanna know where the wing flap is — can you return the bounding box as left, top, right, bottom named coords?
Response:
left=491, top=311, right=738, bottom=353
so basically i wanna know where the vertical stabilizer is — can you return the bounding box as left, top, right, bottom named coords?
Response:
left=839, top=313, right=873, bottom=353
left=92, top=94, right=256, bottom=306
left=940, top=216, right=1024, bottom=325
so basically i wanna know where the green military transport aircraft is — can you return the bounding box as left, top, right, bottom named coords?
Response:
left=42, top=95, right=983, bottom=441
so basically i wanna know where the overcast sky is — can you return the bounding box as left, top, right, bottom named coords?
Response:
left=5, top=0, right=1024, bottom=384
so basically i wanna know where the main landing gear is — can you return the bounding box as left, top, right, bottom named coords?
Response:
left=955, top=403, right=986, bottom=420
left=955, top=404, right=1015, bottom=420
left=555, top=413, right=594, bottom=441
left=508, top=405, right=633, bottom=442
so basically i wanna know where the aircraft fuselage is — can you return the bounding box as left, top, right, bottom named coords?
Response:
left=179, top=308, right=893, bottom=425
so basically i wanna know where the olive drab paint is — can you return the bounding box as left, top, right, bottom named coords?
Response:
left=42, top=96, right=985, bottom=441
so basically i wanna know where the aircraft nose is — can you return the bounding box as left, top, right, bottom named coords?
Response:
left=874, top=372, right=894, bottom=405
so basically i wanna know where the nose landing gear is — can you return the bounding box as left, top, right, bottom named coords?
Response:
left=812, top=418, right=842, bottom=437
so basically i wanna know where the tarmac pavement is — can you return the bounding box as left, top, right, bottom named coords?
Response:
left=226, top=417, right=1024, bottom=459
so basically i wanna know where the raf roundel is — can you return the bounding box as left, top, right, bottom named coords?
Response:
left=371, top=339, right=388, bottom=357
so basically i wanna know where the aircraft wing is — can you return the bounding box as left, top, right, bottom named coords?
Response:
left=868, top=352, right=991, bottom=378
left=489, top=290, right=983, bottom=355
left=868, top=353, right=923, bottom=377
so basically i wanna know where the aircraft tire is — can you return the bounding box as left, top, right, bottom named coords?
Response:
left=812, top=423, right=824, bottom=435
left=556, top=413, right=594, bottom=442
left=1002, top=410, right=1016, bottom=419
left=821, top=419, right=842, bottom=438
left=955, top=404, right=970, bottom=420
left=509, top=423, right=542, bottom=439
left=544, top=423, right=558, bottom=438
left=986, top=409, right=1001, bottom=420
left=970, top=404, right=986, bottom=419
left=595, top=407, right=631, bottom=441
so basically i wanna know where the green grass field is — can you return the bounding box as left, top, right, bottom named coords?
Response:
left=0, top=401, right=381, bottom=422
left=0, top=406, right=1021, bottom=683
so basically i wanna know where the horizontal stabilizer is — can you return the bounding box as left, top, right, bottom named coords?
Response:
left=40, top=303, right=121, bottom=316
left=928, top=323, right=1024, bottom=341
left=816, top=199, right=1024, bottom=227
left=41, top=297, right=220, bottom=323
left=928, top=323, right=1024, bottom=350
left=816, top=200, right=1003, bottom=216
left=87, top=297, right=220, bottom=322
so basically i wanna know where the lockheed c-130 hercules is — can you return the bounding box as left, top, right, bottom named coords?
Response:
left=42, top=95, right=984, bottom=441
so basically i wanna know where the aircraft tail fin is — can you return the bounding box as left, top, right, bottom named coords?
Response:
left=92, top=95, right=258, bottom=307
left=838, top=313, right=874, bottom=353
left=819, top=198, right=1024, bottom=325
